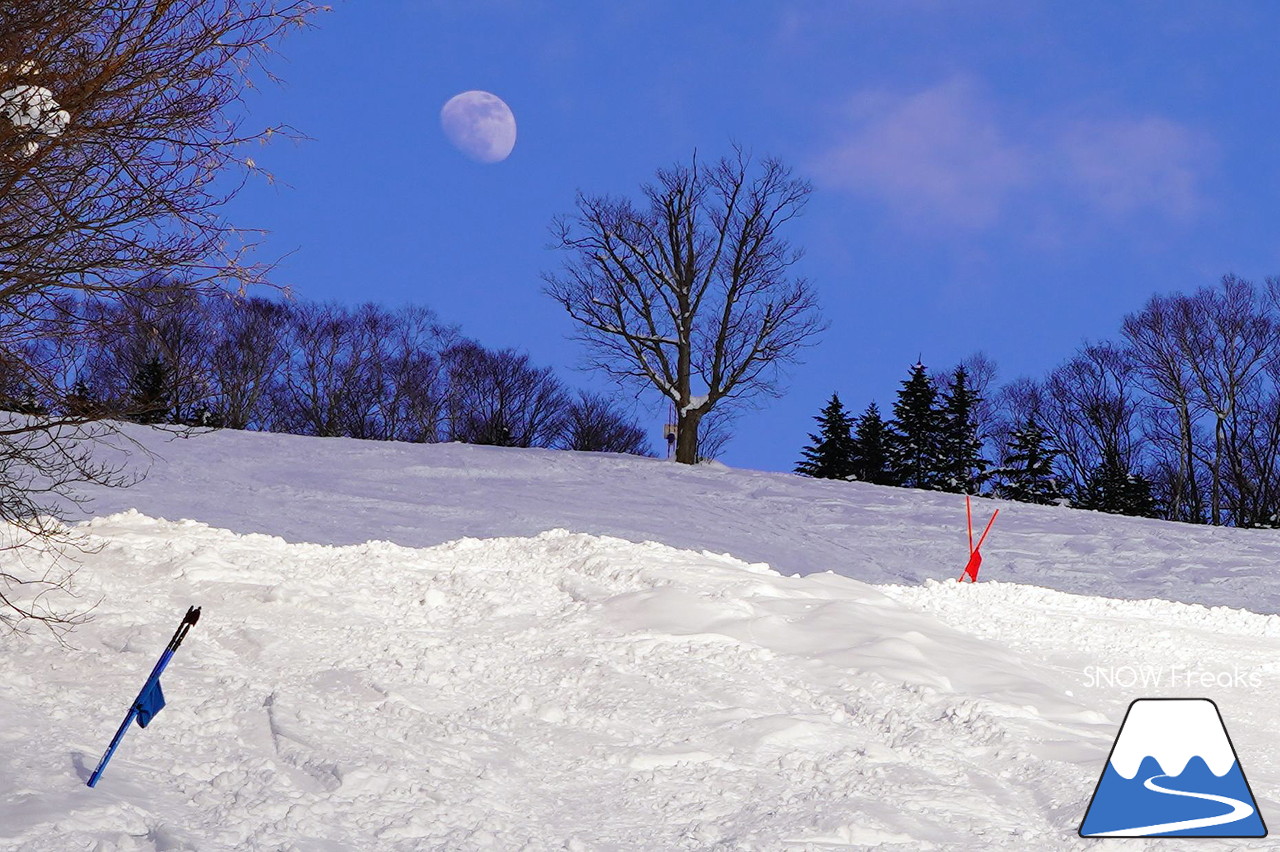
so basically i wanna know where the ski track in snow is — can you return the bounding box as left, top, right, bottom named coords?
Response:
left=0, top=427, right=1276, bottom=848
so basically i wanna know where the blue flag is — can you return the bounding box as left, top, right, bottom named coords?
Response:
left=135, top=678, right=166, bottom=728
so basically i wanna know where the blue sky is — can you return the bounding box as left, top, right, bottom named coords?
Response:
left=224, top=1, right=1280, bottom=471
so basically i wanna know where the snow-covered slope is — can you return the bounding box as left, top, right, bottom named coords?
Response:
left=79, top=425, right=1280, bottom=613
left=0, top=426, right=1276, bottom=849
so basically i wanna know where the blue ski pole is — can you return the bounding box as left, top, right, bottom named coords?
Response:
left=87, top=606, right=201, bottom=788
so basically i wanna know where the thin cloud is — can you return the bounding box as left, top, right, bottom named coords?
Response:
left=1058, top=116, right=1209, bottom=223
left=813, top=77, right=1031, bottom=229
left=811, top=76, right=1216, bottom=234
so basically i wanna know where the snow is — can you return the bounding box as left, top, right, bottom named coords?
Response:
left=75, top=425, right=1280, bottom=613
left=0, top=83, right=70, bottom=156
left=680, top=395, right=708, bottom=415
left=0, top=425, right=1277, bottom=848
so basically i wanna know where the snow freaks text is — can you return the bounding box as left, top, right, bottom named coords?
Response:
left=1083, top=665, right=1262, bottom=690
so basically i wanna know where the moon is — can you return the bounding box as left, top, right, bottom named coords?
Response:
left=440, top=91, right=516, bottom=164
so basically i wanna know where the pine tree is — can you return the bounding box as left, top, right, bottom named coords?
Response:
left=795, top=393, right=856, bottom=480
left=1, top=383, right=47, bottom=415
left=1077, top=446, right=1157, bottom=517
left=937, top=366, right=988, bottom=494
left=65, top=380, right=98, bottom=418
left=888, top=361, right=942, bottom=490
left=993, top=417, right=1064, bottom=504
left=851, top=402, right=895, bottom=485
left=128, top=357, right=170, bottom=424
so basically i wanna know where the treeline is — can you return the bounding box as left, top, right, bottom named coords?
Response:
left=799, top=274, right=1280, bottom=528
left=0, top=280, right=652, bottom=455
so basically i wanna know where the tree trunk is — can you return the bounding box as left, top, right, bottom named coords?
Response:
left=1211, top=416, right=1225, bottom=525
left=675, top=409, right=702, bottom=464
left=1177, top=400, right=1199, bottom=522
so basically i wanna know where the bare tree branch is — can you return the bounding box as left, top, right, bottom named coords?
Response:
left=0, top=0, right=323, bottom=633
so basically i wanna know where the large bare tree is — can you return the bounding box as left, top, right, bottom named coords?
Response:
left=544, top=149, right=824, bottom=463
left=0, top=0, right=319, bottom=632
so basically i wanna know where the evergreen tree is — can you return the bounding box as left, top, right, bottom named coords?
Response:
left=795, top=393, right=856, bottom=480
left=993, top=417, right=1064, bottom=504
left=128, top=357, right=170, bottom=424
left=937, top=366, right=988, bottom=494
left=0, top=383, right=47, bottom=415
left=1077, top=446, right=1158, bottom=517
left=851, top=402, right=895, bottom=485
left=64, top=380, right=98, bottom=418
left=888, top=361, right=943, bottom=490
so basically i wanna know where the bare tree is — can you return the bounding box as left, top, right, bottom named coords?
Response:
left=0, top=1, right=318, bottom=296
left=954, top=351, right=999, bottom=434
left=332, top=303, right=399, bottom=440
left=270, top=302, right=456, bottom=441
left=969, top=273, right=1280, bottom=526
left=0, top=1, right=319, bottom=632
left=0, top=421, right=138, bottom=634
left=208, top=295, right=291, bottom=429
left=270, top=301, right=364, bottom=437
left=560, top=391, right=652, bottom=456
left=79, top=278, right=214, bottom=424
left=1122, top=292, right=1207, bottom=523
left=445, top=343, right=570, bottom=448
left=1174, top=276, right=1280, bottom=525
left=360, top=304, right=457, bottom=443
left=690, top=405, right=736, bottom=462
left=989, top=375, right=1044, bottom=469
left=545, top=148, right=824, bottom=463
left=1042, top=342, right=1144, bottom=496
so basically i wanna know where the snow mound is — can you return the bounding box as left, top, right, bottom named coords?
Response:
left=3, top=514, right=1109, bottom=850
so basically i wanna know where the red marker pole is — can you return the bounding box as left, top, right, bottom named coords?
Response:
left=959, top=496, right=998, bottom=583
left=966, top=494, right=974, bottom=552
left=974, top=508, right=999, bottom=552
